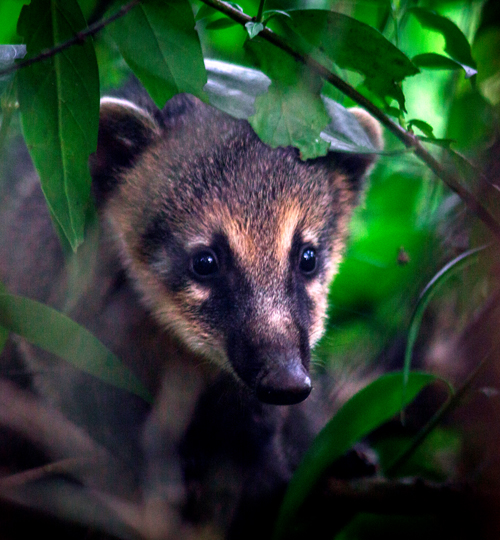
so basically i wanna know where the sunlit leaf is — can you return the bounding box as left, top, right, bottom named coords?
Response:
left=410, top=7, right=477, bottom=77
left=17, top=0, right=99, bottom=251
left=413, top=53, right=477, bottom=79
left=108, top=0, right=207, bottom=108
left=0, top=293, right=153, bottom=403
left=279, top=9, right=419, bottom=111
left=246, top=38, right=330, bottom=159
left=273, top=372, right=437, bottom=540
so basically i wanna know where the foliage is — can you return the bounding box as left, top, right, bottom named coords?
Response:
left=1, top=0, right=500, bottom=538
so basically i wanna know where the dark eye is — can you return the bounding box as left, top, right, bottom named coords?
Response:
left=299, top=246, right=317, bottom=274
left=191, top=250, right=219, bottom=278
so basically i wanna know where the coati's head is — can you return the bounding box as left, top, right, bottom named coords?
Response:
left=90, top=94, right=382, bottom=406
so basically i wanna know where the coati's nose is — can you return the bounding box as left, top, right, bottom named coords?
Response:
left=256, top=360, right=312, bottom=405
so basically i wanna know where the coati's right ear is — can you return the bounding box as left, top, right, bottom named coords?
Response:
left=89, top=97, right=161, bottom=204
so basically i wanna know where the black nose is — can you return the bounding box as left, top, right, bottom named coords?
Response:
left=256, top=360, right=312, bottom=405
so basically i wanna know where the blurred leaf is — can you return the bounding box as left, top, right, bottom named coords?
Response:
left=408, top=118, right=435, bottom=138
left=0, top=0, right=23, bottom=43
left=0, top=293, right=153, bottom=403
left=195, top=3, right=217, bottom=21
left=280, top=9, right=419, bottom=111
left=410, top=7, right=477, bottom=77
left=403, top=246, right=487, bottom=399
left=108, top=0, right=207, bottom=108
left=273, top=371, right=437, bottom=540
left=418, top=137, right=454, bottom=149
left=206, top=17, right=239, bottom=30
left=17, top=0, right=99, bottom=251
left=413, top=52, right=477, bottom=78
left=262, top=9, right=291, bottom=23
left=246, top=38, right=330, bottom=159
left=245, top=21, right=264, bottom=39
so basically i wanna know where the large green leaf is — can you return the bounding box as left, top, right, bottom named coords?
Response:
left=246, top=38, right=330, bottom=159
left=17, top=0, right=99, bottom=252
left=410, top=7, right=477, bottom=78
left=280, top=9, right=419, bottom=111
left=0, top=293, right=152, bottom=404
left=108, top=0, right=207, bottom=108
left=272, top=371, right=437, bottom=540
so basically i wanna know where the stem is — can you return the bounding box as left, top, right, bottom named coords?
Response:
left=199, top=0, right=500, bottom=242
left=0, top=0, right=140, bottom=79
left=256, top=0, right=266, bottom=22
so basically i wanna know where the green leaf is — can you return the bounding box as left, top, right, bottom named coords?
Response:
left=108, top=0, right=207, bottom=108
left=272, top=371, right=437, bottom=540
left=245, top=21, right=264, bottom=39
left=17, top=0, right=99, bottom=252
left=195, top=3, right=217, bottom=21
left=280, top=9, right=419, bottom=111
left=206, top=17, right=239, bottom=30
left=402, top=246, right=487, bottom=400
left=410, top=7, right=477, bottom=77
left=408, top=118, right=435, bottom=138
left=246, top=38, right=330, bottom=159
left=0, top=293, right=153, bottom=404
left=413, top=53, right=477, bottom=79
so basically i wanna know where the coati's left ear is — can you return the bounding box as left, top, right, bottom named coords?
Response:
left=89, top=97, right=161, bottom=204
left=336, top=108, right=384, bottom=181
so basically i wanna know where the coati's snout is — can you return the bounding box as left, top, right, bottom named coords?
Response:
left=91, top=93, right=383, bottom=407
left=228, top=332, right=312, bottom=405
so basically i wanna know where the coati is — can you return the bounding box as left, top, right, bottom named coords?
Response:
left=0, top=91, right=382, bottom=539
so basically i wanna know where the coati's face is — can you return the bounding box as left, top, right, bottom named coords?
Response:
left=90, top=94, right=382, bottom=406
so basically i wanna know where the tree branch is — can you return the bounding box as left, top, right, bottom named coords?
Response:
left=0, top=0, right=140, bottom=79
left=199, top=0, right=500, bottom=242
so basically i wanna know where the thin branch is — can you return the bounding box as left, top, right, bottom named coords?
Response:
left=0, top=0, right=140, bottom=79
left=199, top=0, right=500, bottom=242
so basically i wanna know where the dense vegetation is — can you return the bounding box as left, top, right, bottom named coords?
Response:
left=1, top=0, right=499, bottom=538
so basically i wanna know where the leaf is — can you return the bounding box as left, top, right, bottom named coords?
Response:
left=195, top=3, right=217, bottom=21
left=245, top=21, right=264, bottom=39
left=0, top=293, right=153, bottom=404
left=408, top=118, right=435, bottom=138
left=17, top=0, right=99, bottom=252
left=413, top=53, right=477, bottom=79
left=410, top=7, right=477, bottom=77
left=272, top=371, right=437, bottom=540
left=204, top=60, right=377, bottom=155
left=402, top=246, right=487, bottom=399
left=206, top=17, right=239, bottom=30
left=279, top=9, right=419, bottom=111
left=108, top=0, right=207, bottom=108
left=246, top=38, right=330, bottom=159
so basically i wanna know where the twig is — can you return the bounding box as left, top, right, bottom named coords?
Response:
left=0, top=0, right=140, bottom=79
left=199, top=0, right=500, bottom=242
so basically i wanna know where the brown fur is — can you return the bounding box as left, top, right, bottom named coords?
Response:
left=0, top=93, right=382, bottom=539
